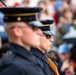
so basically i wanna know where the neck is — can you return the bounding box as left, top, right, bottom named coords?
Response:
left=9, top=40, right=30, bottom=51
left=37, top=47, right=45, bottom=53
left=20, top=43, right=30, bottom=51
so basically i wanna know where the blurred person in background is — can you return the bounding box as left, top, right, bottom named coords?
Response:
left=55, top=7, right=76, bottom=47
left=58, top=44, right=75, bottom=75
left=38, top=0, right=51, bottom=20
left=45, top=0, right=59, bottom=25
left=55, top=0, right=71, bottom=12
left=48, top=46, right=59, bottom=63
left=70, top=45, right=76, bottom=74
left=37, top=0, right=55, bottom=22
left=45, top=0, right=55, bottom=17
left=61, top=0, right=70, bottom=10
left=0, top=43, right=9, bottom=59
left=55, top=0, right=71, bottom=25
left=22, top=0, right=30, bottom=7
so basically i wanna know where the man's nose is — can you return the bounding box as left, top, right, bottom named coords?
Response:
left=49, top=37, right=54, bottom=42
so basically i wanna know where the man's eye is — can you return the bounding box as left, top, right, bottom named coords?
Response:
left=46, top=35, right=51, bottom=39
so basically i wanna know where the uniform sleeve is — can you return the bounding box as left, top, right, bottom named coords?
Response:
left=0, top=65, right=22, bottom=75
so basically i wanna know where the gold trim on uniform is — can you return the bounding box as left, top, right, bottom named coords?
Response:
left=5, top=13, right=36, bottom=16
left=43, top=24, right=50, bottom=26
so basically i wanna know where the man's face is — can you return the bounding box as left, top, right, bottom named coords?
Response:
left=59, top=52, right=71, bottom=62
left=65, top=10, right=73, bottom=19
left=38, top=2, right=46, bottom=12
left=39, top=33, right=54, bottom=51
left=20, top=23, right=43, bottom=47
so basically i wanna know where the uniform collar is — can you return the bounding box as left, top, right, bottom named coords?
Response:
left=9, top=43, right=37, bottom=64
left=31, top=48, right=48, bottom=64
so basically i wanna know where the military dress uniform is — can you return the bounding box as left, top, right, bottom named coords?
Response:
left=0, top=43, right=45, bottom=75
left=31, top=48, right=54, bottom=75
left=0, top=7, right=46, bottom=75
left=31, top=20, right=55, bottom=75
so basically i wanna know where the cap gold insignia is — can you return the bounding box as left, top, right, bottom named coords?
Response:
left=17, top=17, right=21, bottom=21
left=44, top=24, right=50, bottom=26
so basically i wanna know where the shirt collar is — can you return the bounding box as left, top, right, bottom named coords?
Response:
left=31, top=48, right=48, bottom=64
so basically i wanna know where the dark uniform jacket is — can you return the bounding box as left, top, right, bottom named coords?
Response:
left=31, top=48, right=54, bottom=75
left=0, top=43, right=45, bottom=75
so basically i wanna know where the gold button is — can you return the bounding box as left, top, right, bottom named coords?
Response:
left=17, top=17, right=21, bottom=21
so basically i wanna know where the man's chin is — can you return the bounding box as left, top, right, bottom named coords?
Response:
left=47, top=47, right=50, bottom=50
left=31, top=42, right=40, bottom=48
left=35, top=42, right=40, bottom=47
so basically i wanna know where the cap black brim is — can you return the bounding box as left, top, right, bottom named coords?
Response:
left=43, top=31, right=54, bottom=36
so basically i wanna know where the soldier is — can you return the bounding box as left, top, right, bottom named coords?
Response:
left=0, top=7, right=46, bottom=75
left=31, top=19, right=59, bottom=75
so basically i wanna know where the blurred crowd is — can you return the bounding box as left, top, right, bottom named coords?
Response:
left=0, top=0, right=76, bottom=75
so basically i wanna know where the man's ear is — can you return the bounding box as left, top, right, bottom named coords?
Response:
left=13, top=26, right=22, bottom=37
